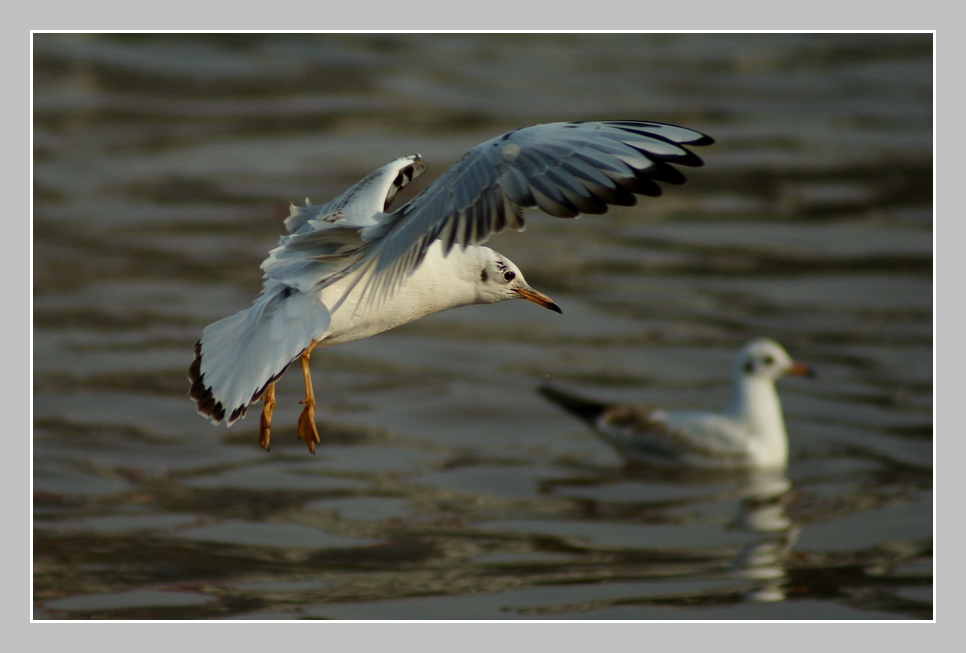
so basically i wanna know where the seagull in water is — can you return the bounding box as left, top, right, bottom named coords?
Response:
left=188, top=120, right=713, bottom=452
left=538, top=338, right=814, bottom=469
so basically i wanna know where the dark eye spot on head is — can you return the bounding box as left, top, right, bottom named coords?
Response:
left=503, top=270, right=516, bottom=282
left=762, top=355, right=774, bottom=366
left=743, top=360, right=754, bottom=374
left=480, top=268, right=489, bottom=283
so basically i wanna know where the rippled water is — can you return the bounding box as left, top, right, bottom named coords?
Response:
left=32, top=33, right=933, bottom=620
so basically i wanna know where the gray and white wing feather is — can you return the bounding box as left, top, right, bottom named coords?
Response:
left=604, top=409, right=752, bottom=466
left=261, top=155, right=427, bottom=292
left=356, top=120, right=713, bottom=301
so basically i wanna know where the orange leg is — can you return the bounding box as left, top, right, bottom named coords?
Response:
left=258, top=382, right=276, bottom=451
left=296, top=340, right=321, bottom=453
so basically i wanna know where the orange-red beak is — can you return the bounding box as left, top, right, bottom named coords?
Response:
left=787, top=361, right=815, bottom=378
left=515, top=286, right=562, bottom=314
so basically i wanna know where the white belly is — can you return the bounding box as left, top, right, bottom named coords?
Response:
left=317, top=241, right=480, bottom=347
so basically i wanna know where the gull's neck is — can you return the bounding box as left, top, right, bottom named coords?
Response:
left=725, top=375, right=788, bottom=465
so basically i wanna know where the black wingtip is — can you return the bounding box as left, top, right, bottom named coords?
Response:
left=188, top=340, right=227, bottom=424
left=689, top=133, right=716, bottom=147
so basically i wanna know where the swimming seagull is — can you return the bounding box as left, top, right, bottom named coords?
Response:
left=188, top=120, right=713, bottom=452
left=538, top=338, right=814, bottom=469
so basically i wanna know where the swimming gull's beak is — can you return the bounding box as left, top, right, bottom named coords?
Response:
left=787, top=361, right=815, bottom=378
left=514, top=286, right=562, bottom=313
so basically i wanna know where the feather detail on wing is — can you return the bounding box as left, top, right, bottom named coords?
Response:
left=346, top=120, right=713, bottom=305
left=188, top=280, right=332, bottom=426
left=282, top=155, right=427, bottom=235
left=262, top=155, right=427, bottom=286
left=597, top=408, right=750, bottom=465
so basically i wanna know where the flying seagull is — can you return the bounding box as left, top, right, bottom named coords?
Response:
left=188, top=120, right=713, bottom=452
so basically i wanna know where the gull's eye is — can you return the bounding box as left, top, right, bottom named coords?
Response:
left=762, top=355, right=774, bottom=366
left=503, top=270, right=516, bottom=282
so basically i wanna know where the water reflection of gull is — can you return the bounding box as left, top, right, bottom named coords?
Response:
left=729, top=471, right=799, bottom=602
left=539, top=466, right=802, bottom=608
left=187, top=121, right=713, bottom=452
left=539, top=338, right=814, bottom=470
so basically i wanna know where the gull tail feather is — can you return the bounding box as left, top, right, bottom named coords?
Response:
left=188, top=282, right=331, bottom=426
left=537, top=384, right=611, bottom=426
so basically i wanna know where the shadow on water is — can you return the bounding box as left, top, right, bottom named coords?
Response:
left=33, top=33, right=932, bottom=620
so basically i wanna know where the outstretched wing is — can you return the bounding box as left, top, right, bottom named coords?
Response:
left=260, top=154, right=427, bottom=292
left=353, top=120, right=713, bottom=301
